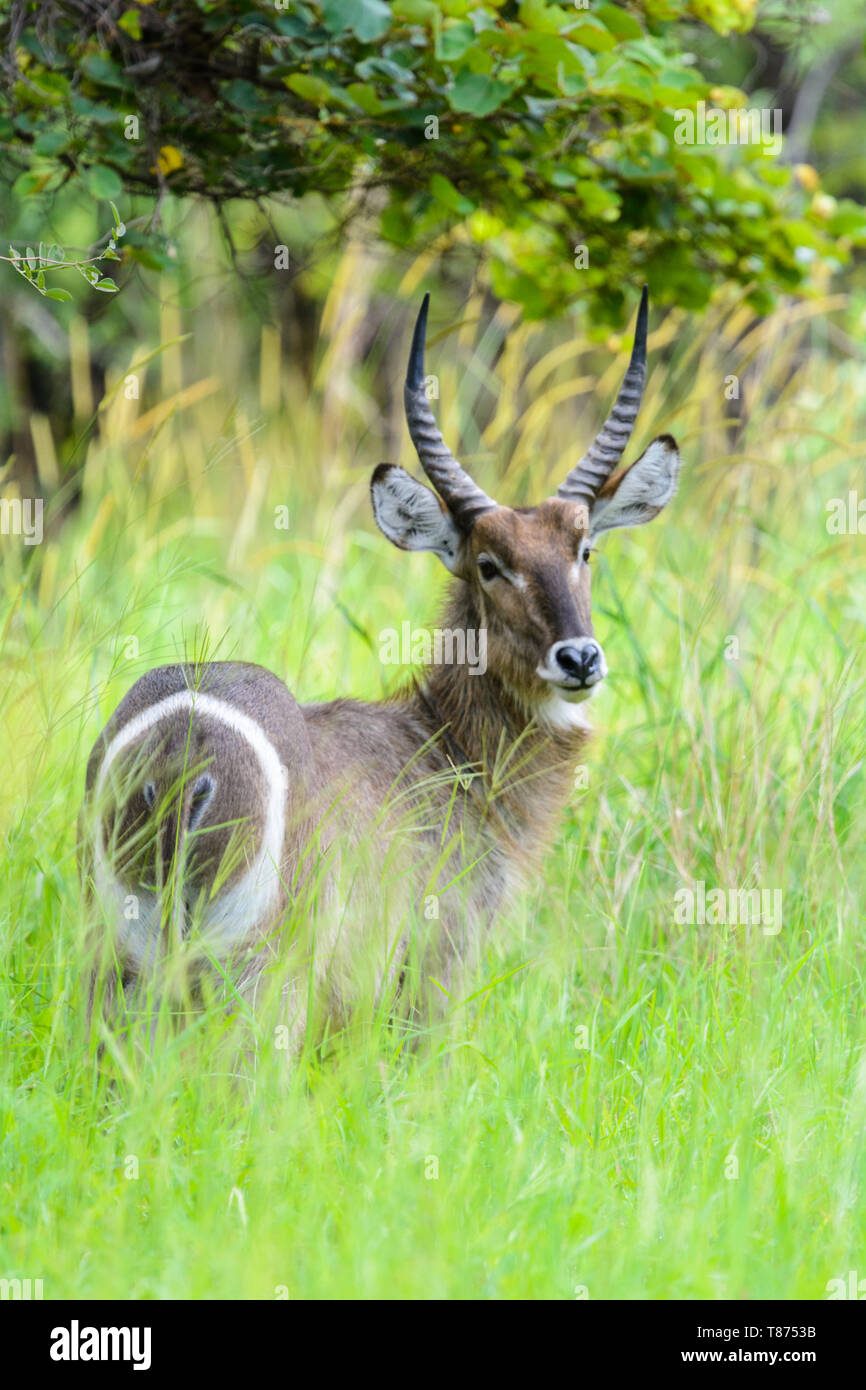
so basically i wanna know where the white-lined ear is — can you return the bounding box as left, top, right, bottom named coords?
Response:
left=188, top=773, right=215, bottom=831
left=589, top=434, right=680, bottom=538
left=370, top=463, right=462, bottom=572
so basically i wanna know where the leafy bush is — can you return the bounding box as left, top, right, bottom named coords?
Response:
left=2, top=0, right=864, bottom=321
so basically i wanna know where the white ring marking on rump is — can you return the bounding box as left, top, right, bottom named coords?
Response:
left=93, top=689, right=289, bottom=951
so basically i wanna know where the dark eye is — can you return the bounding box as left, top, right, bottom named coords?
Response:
left=478, top=557, right=500, bottom=582
left=582, top=546, right=594, bottom=564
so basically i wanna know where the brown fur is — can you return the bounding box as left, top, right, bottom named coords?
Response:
left=81, top=321, right=680, bottom=1050
left=81, top=503, right=593, bottom=1044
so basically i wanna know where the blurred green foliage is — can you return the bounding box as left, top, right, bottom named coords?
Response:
left=2, top=0, right=864, bottom=322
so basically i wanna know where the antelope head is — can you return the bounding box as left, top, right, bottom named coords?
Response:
left=371, top=289, right=680, bottom=709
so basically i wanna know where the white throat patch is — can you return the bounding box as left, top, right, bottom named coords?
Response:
left=536, top=689, right=595, bottom=735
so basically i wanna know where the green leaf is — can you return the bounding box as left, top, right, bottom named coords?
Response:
left=438, top=21, right=476, bottom=62
left=429, top=172, right=476, bottom=215
left=576, top=179, right=621, bottom=218
left=285, top=74, right=332, bottom=105
left=33, top=129, right=69, bottom=157
left=356, top=55, right=417, bottom=85
left=449, top=71, right=511, bottom=116
left=93, top=278, right=119, bottom=293
left=595, top=3, right=644, bottom=40
left=117, top=8, right=143, bottom=40
left=345, top=83, right=385, bottom=115
left=21, top=70, right=68, bottom=103
left=79, top=54, right=125, bottom=87
left=12, top=168, right=59, bottom=198
left=518, top=0, right=574, bottom=35
left=829, top=200, right=866, bottom=240
left=568, top=20, right=617, bottom=53
left=69, top=95, right=118, bottom=124
left=85, top=165, right=123, bottom=200
left=391, top=0, right=437, bottom=17
left=44, top=287, right=73, bottom=302
left=222, top=79, right=270, bottom=112
left=560, top=73, right=589, bottom=97
left=322, top=0, right=391, bottom=42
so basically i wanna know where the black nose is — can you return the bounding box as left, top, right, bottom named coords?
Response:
left=556, top=642, right=600, bottom=683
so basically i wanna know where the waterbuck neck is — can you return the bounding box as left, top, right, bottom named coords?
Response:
left=408, top=579, right=589, bottom=811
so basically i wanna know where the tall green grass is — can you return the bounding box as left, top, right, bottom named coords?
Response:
left=1, top=245, right=864, bottom=1298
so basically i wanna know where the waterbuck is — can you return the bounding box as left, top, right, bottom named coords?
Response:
left=81, top=289, right=680, bottom=1047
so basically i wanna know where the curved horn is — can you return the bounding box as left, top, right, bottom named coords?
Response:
left=557, top=285, right=649, bottom=507
left=403, top=293, right=498, bottom=531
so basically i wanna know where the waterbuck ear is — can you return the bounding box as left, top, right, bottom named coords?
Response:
left=370, top=463, right=462, bottom=572
left=589, top=435, right=680, bottom=538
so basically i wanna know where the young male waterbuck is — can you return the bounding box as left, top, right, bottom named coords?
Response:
left=82, top=288, right=680, bottom=1045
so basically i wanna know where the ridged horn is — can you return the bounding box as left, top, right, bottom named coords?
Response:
left=557, top=285, right=649, bottom=506
left=403, top=293, right=498, bottom=531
